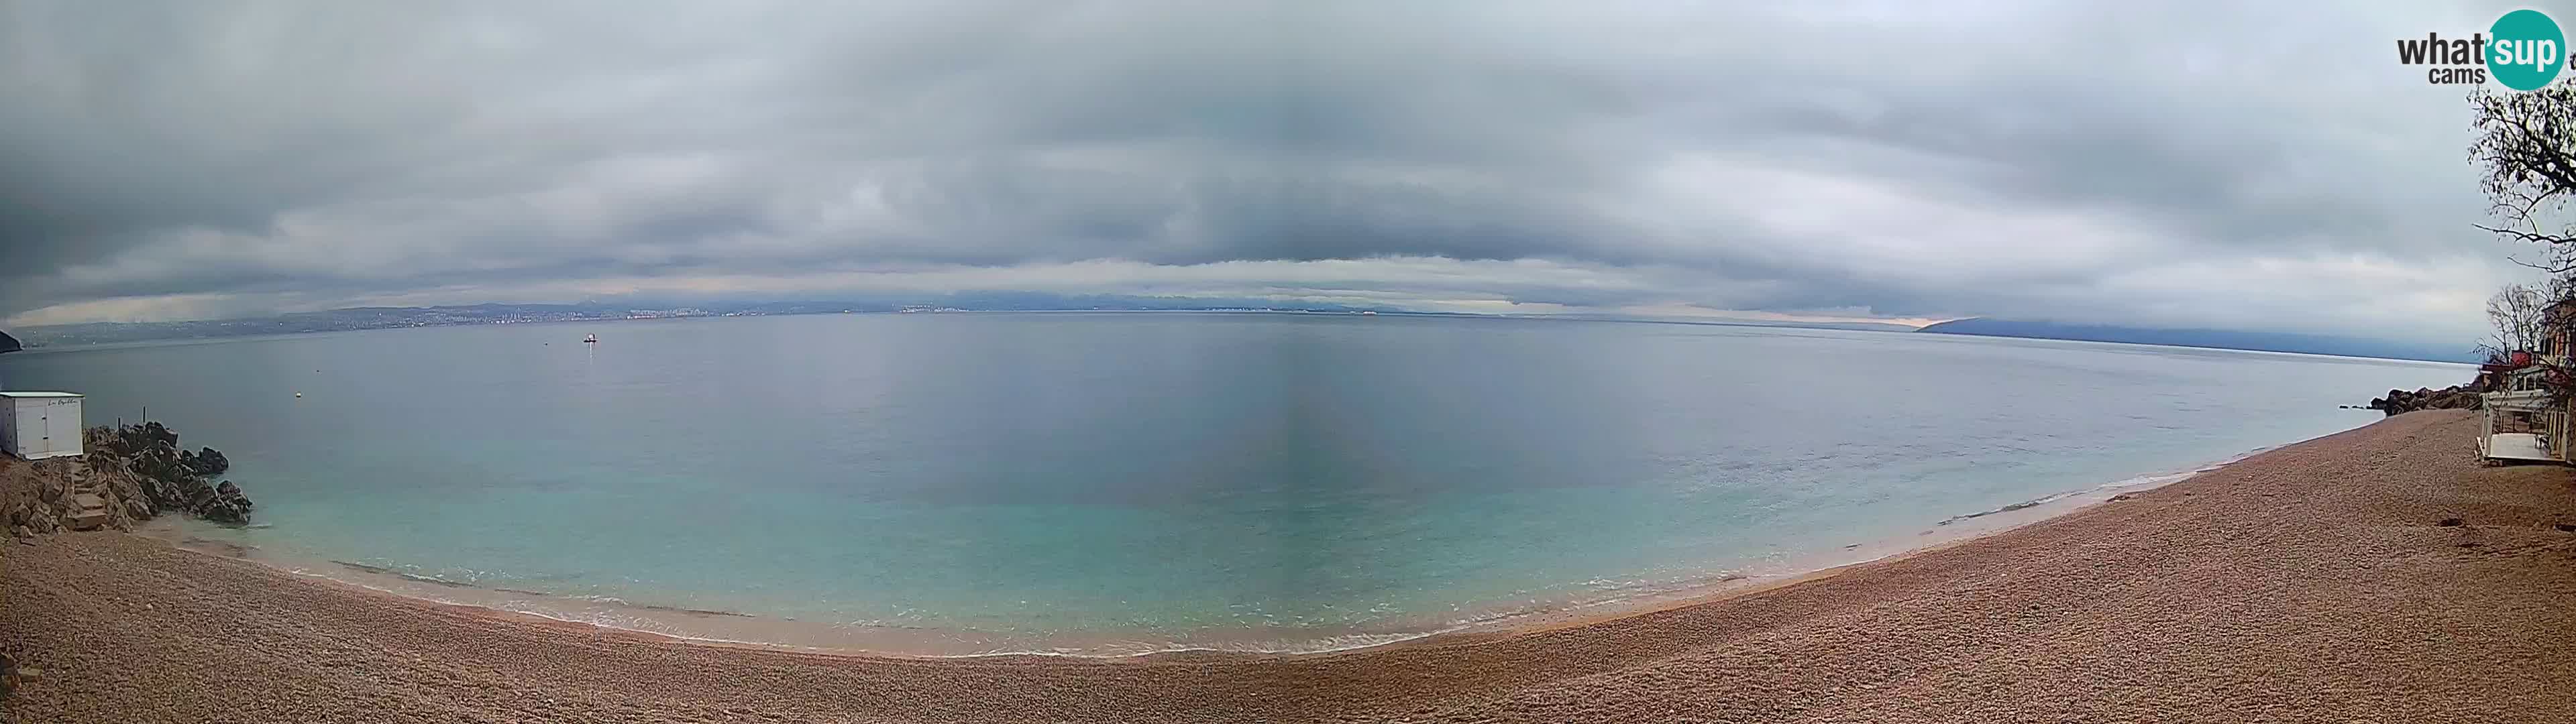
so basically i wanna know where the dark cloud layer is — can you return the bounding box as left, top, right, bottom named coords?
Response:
left=0, top=1, right=2541, bottom=340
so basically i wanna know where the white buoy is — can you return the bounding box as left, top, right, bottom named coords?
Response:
left=294, top=391, right=303, bottom=398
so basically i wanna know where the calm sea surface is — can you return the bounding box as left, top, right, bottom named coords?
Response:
left=0, top=313, right=2467, bottom=653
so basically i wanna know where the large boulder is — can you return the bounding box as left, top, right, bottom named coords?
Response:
left=190, top=481, right=253, bottom=525
left=181, top=447, right=229, bottom=477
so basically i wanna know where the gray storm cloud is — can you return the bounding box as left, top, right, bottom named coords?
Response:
left=0, top=0, right=2542, bottom=342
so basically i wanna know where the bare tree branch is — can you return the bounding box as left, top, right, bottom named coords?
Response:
left=2472, top=80, right=2576, bottom=255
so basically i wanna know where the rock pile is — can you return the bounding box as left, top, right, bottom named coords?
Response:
left=1, top=457, right=126, bottom=538
left=6, top=422, right=254, bottom=539
left=2368, top=386, right=2485, bottom=416
left=88, top=422, right=253, bottom=525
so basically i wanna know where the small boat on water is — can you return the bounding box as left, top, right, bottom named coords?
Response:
left=583, top=334, right=598, bottom=344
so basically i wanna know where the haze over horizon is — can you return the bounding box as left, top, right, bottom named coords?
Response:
left=0, top=1, right=2551, bottom=345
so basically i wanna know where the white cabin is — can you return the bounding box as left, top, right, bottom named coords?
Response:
left=0, top=391, right=84, bottom=460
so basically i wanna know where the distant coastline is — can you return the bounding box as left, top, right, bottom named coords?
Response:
left=5, top=301, right=1411, bottom=349
left=7, top=302, right=2469, bottom=364
left=1914, top=317, right=2480, bottom=364
left=7, top=301, right=1921, bottom=350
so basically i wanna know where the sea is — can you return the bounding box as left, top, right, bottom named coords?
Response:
left=0, top=312, right=2469, bottom=655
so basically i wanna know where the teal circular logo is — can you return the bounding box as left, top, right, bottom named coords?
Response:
left=2490, top=9, right=2567, bottom=90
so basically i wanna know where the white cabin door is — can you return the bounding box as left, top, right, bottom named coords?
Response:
left=15, top=405, right=46, bottom=456
left=37, top=400, right=64, bottom=456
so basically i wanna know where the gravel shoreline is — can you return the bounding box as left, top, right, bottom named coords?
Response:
left=7, top=410, right=2575, bottom=722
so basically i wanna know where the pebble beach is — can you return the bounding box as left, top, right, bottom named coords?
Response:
left=5, top=410, right=2574, bottom=723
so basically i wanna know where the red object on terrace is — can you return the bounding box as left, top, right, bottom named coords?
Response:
left=2514, top=351, right=2533, bottom=366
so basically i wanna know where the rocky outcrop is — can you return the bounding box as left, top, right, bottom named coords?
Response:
left=2, top=422, right=250, bottom=540
left=2368, top=386, right=2486, bottom=416
left=89, top=423, right=253, bottom=526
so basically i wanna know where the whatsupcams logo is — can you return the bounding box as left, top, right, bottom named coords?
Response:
left=2397, top=8, right=2566, bottom=90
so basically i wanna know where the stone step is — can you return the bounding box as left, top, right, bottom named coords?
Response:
left=66, top=492, right=109, bottom=530
left=66, top=509, right=108, bottom=530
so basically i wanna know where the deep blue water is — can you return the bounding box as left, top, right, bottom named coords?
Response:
left=0, top=312, right=2467, bottom=652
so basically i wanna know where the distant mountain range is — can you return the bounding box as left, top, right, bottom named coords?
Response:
left=1914, top=318, right=2479, bottom=364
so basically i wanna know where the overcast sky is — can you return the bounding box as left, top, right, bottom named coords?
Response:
left=0, top=1, right=2554, bottom=343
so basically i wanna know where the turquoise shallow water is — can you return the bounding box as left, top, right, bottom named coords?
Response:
left=0, top=313, right=2467, bottom=652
